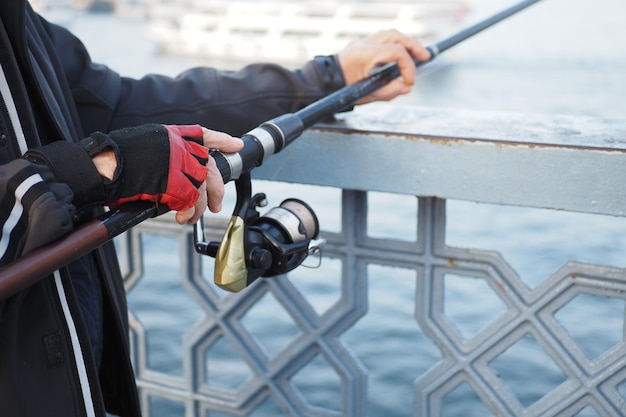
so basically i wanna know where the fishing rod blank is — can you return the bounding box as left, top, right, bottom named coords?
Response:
left=210, top=0, right=544, bottom=182
left=431, top=0, right=543, bottom=56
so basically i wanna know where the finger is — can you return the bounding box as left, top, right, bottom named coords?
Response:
left=389, top=46, right=417, bottom=86
left=389, top=33, right=431, bottom=62
left=190, top=182, right=208, bottom=224
left=201, top=128, right=244, bottom=152
left=368, top=43, right=417, bottom=87
left=175, top=206, right=194, bottom=225
left=368, top=31, right=431, bottom=85
left=205, top=156, right=225, bottom=213
left=408, top=41, right=432, bottom=63
left=175, top=182, right=207, bottom=224
left=357, top=79, right=412, bottom=104
left=369, top=29, right=431, bottom=62
left=172, top=124, right=204, bottom=141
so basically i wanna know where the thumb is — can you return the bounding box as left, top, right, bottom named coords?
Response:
left=201, top=128, right=244, bottom=152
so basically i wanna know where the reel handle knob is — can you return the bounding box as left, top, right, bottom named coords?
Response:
left=250, top=247, right=272, bottom=271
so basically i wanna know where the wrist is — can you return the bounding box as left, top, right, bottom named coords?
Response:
left=92, top=149, right=117, bottom=181
left=313, top=55, right=346, bottom=93
left=23, top=140, right=108, bottom=209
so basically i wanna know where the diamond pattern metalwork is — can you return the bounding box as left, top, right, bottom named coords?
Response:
left=118, top=193, right=626, bottom=416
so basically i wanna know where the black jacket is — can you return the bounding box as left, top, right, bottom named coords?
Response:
left=0, top=2, right=346, bottom=416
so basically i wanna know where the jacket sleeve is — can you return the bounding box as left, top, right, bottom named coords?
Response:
left=0, top=131, right=109, bottom=266
left=0, top=159, right=75, bottom=266
left=45, top=18, right=346, bottom=137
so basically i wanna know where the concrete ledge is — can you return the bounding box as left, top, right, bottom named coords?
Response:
left=253, top=104, right=626, bottom=217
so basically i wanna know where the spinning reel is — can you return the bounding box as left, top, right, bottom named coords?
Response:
left=194, top=172, right=325, bottom=292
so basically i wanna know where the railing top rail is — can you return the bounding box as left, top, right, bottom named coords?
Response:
left=253, top=104, right=626, bottom=217
left=322, top=104, right=626, bottom=150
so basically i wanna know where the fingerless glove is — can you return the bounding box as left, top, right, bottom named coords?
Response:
left=24, top=124, right=210, bottom=215
left=102, top=124, right=209, bottom=211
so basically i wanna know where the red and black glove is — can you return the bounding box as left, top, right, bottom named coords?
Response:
left=24, top=124, right=210, bottom=216
left=101, top=124, right=210, bottom=211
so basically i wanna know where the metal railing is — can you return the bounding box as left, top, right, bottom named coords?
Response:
left=117, top=104, right=626, bottom=416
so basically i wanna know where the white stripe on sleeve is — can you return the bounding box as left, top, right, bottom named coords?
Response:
left=0, top=173, right=44, bottom=259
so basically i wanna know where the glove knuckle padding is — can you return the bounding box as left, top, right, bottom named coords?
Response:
left=23, top=189, right=75, bottom=254
left=105, top=124, right=209, bottom=212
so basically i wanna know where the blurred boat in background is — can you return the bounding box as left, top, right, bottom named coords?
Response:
left=33, top=0, right=468, bottom=65
left=144, top=0, right=469, bottom=64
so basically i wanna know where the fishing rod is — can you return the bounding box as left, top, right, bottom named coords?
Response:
left=0, top=0, right=544, bottom=298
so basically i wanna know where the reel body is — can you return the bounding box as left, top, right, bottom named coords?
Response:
left=195, top=172, right=324, bottom=292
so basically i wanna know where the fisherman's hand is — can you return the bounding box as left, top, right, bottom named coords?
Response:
left=337, top=29, right=431, bottom=104
left=92, top=124, right=243, bottom=225
left=174, top=127, right=243, bottom=224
